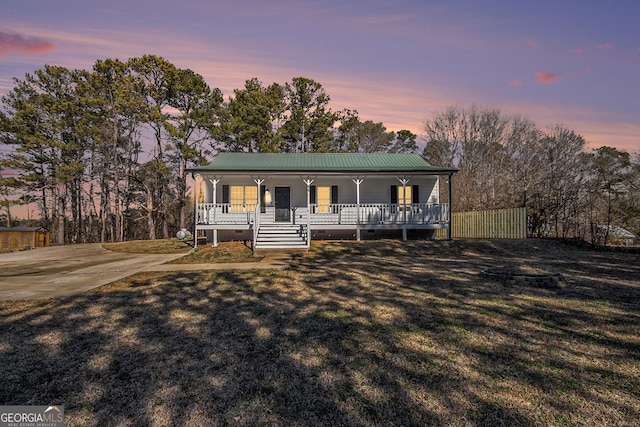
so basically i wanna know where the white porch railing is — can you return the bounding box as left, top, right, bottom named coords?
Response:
left=310, top=203, right=448, bottom=224
left=196, top=203, right=257, bottom=225
left=197, top=203, right=449, bottom=226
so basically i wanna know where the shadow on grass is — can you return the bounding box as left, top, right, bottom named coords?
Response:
left=0, top=239, right=638, bottom=426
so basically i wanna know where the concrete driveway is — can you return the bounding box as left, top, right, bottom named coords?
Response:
left=0, top=244, right=185, bottom=301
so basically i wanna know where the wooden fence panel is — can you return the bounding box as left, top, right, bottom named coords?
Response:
left=436, top=207, right=527, bottom=239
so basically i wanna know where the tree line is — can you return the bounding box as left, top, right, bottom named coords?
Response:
left=0, top=55, right=417, bottom=244
left=1, top=55, right=637, bottom=245
left=423, top=105, right=639, bottom=244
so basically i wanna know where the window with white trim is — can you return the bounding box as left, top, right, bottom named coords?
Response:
left=399, top=186, right=412, bottom=206
left=317, top=186, right=331, bottom=213
left=310, top=185, right=338, bottom=213
left=391, top=185, right=419, bottom=209
left=230, top=185, right=257, bottom=212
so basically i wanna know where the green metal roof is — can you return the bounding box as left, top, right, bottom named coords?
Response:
left=188, top=153, right=456, bottom=174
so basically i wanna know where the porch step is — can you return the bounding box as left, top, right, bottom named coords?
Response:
left=255, top=224, right=308, bottom=249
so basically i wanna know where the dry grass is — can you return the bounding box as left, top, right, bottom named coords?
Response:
left=1, top=239, right=639, bottom=426
left=170, top=241, right=259, bottom=264
left=103, top=238, right=192, bottom=254
left=103, top=239, right=259, bottom=264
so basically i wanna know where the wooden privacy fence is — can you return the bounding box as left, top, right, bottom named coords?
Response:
left=436, top=207, right=527, bottom=239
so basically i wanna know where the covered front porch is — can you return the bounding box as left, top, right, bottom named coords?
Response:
left=193, top=174, right=452, bottom=249
left=187, top=153, right=457, bottom=250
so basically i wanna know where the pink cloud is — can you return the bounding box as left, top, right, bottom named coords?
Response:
left=509, top=79, right=523, bottom=86
left=0, top=30, right=55, bottom=57
left=595, top=42, right=612, bottom=49
left=536, top=72, right=561, bottom=84
left=526, top=38, right=537, bottom=49
left=571, top=47, right=586, bottom=54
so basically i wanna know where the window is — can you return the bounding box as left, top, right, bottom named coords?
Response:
left=230, top=185, right=257, bottom=212
left=399, top=186, right=411, bottom=206
left=317, top=186, right=331, bottom=213
left=245, top=186, right=257, bottom=211
left=391, top=185, right=419, bottom=208
left=230, top=186, right=243, bottom=212
left=311, top=185, right=338, bottom=213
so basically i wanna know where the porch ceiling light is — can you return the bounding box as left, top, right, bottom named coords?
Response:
left=264, top=187, right=272, bottom=205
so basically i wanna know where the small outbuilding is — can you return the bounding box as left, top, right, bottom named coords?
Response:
left=596, top=225, right=637, bottom=247
left=0, top=227, right=50, bottom=250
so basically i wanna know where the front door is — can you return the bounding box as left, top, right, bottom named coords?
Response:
left=275, top=187, right=291, bottom=222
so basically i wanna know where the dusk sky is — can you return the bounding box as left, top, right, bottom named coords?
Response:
left=2, top=0, right=639, bottom=152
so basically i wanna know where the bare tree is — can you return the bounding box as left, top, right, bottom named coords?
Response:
left=529, top=125, right=587, bottom=238
left=586, top=146, right=634, bottom=244
left=422, top=105, right=512, bottom=211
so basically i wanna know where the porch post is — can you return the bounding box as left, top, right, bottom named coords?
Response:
left=253, top=178, right=264, bottom=216
left=352, top=178, right=364, bottom=241
left=396, top=176, right=410, bottom=241
left=253, top=178, right=265, bottom=249
left=210, top=178, right=220, bottom=247
left=303, top=178, right=314, bottom=248
left=193, top=173, right=199, bottom=248
left=447, top=172, right=453, bottom=241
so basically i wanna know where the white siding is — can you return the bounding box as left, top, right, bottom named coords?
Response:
left=429, top=179, right=439, bottom=204
left=196, top=174, right=440, bottom=205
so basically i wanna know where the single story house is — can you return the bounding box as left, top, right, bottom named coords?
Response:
left=187, top=153, right=457, bottom=250
left=0, top=226, right=50, bottom=249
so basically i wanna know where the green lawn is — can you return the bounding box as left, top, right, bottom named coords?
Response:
left=1, top=239, right=638, bottom=426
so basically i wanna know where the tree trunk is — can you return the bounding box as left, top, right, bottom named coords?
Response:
left=100, top=190, right=107, bottom=243
left=58, top=194, right=65, bottom=245
left=113, top=121, right=123, bottom=242
left=162, top=199, right=169, bottom=239
left=178, top=157, right=187, bottom=229
left=146, top=186, right=156, bottom=240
